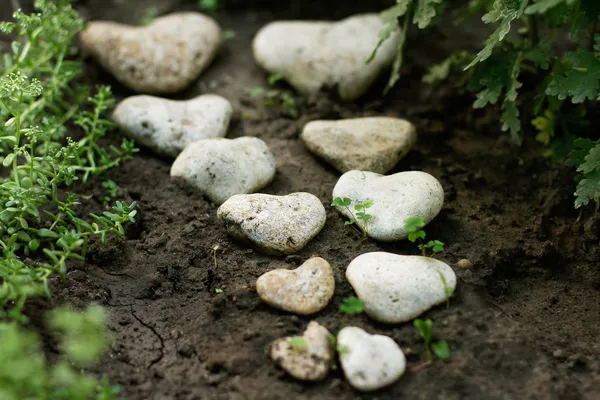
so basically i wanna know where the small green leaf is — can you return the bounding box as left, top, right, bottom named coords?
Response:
left=432, top=340, right=451, bottom=360
left=340, top=296, right=365, bottom=315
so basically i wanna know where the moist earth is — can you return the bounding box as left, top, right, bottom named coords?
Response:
left=8, top=0, right=600, bottom=399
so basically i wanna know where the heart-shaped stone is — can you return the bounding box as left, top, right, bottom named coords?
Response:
left=332, top=170, right=444, bottom=241
left=256, top=257, right=334, bottom=315
left=337, top=326, right=406, bottom=391
left=170, top=137, right=276, bottom=205
left=301, top=117, right=416, bottom=174
left=346, top=252, right=457, bottom=323
left=270, top=321, right=333, bottom=381
left=80, top=13, right=221, bottom=94
left=217, top=193, right=326, bottom=255
left=112, top=94, right=232, bottom=158
left=252, top=14, right=401, bottom=101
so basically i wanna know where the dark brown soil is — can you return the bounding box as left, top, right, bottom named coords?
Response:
left=13, top=0, right=600, bottom=399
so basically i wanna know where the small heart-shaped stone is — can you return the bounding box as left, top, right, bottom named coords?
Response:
left=301, top=117, right=416, bottom=174
left=170, top=137, right=276, bottom=205
left=256, top=257, right=334, bottom=315
left=112, top=94, right=232, bottom=157
left=252, top=14, right=401, bottom=101
left=337, top=326, right=406, bottom=391
left=217, top=193, right=326, bottom=255
left=80, top=13, right=221, bottom=94
left=332, top=170, right=444, bottom=241
left=346, top=252, right=457, bottom=323
left=270, top=321, right=333, bottom=381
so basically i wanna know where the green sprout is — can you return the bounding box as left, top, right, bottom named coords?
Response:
left=436, top=270, right=454, bottom=310
left=339, top=296, right=365, bottom=315
left=139, top=7, right=158, bottom=26
left=198, top=0, right=220, bottom=12
left=215, top=288, right=223, bottom=294
left=413, top=319, right=450, bottom=362
left=403, top=216, right=445, bottom=256
left=288, top=336, right=307, bottom=352
left=247, top=73, right=298, bottom=118
left=331, top=197, right=373, bottom=239
left=102, top=179, right=118, bottom=205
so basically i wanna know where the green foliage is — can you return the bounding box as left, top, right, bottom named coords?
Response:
left=0, top=305, right=120, bottom=400
left=248, top=74, right=298, bottom=118
left=288, top=336, right=308, bottom=352
left=403, top=216, right=445, bottom=256
left=102, top=179, right=118, bottom=205
left=198, top=0, right=220, bottom=12
left=339, top=296, right=365, bottom=315
left=331, top=197, right=373, bottom=238
left=414, top=318, right=450, bottom=362
left=566, top=138, right=600, bottom=209
left=139, top=7, right=159, bottom=26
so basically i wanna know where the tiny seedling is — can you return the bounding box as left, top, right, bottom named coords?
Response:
left=198, top=0, right=220, bottom=12
left=413, top=319, right=450, bottom=362
left=403, top=216, right=445, bottom=256
left=102, top=179, right=118, bottom=205
left=140, top=7, right=158, bottom=26
left=339, top=296, right=365, bottom=315
left=211, top=244, right=220, bottom=268
left=436, top=270, right=454, bottom=310
left=331, top=197, right=373, bottom=239
left=247, top=73, right=298, bottom=118
left=288, top=336, right=307, bottom=352
left=222, top=29, right=236, bottom=41
left=215, top=288, right=223, bottom=294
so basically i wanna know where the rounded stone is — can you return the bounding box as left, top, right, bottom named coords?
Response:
left=332, top=170, right=444, bottom=241
left=80, top=13, right=221, bottom=94
left=270, top=321, right=333, bottom=381
left=337, top=326, right=406, bottom=391
left=457, top=258, right=473, bottom=270
left=170, top=137, right=275, bottom=205
left=217, top=193, right=326, bottom=255
left=112, top=94, right=232, bottom=158
left=252, top=14, right=401, bottom=101
left=345, top=252, right=457, bottom=323
left=301, top=117, right=417, bottom=174
left=256, top=257, right=334, bottom=315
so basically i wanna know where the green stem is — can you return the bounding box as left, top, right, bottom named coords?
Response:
left=13, top=91, right=23, bottom=188
left=527, top=15, right=539, bottom=46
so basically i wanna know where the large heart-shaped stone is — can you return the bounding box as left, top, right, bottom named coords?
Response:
left=80, top=13, right=221, bottom=94
left=337, top=326, right=406, bottom=391
left=332, top=170, right=444, bottom=241
left=252, top=14, right=401, bottom=101
left=112, top=94, right=232, bottom=158
left=301, top=117, right=416, bottom=174
left=217, top=193, right=326, bottom=255
left=256, top=257, right=334, bottom=315
left=170, top=137, right=276, bottom=205
left=346, top=252, right=457, bottom=323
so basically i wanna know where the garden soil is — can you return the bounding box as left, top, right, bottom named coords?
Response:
left=11, top=0, right=600, bottom=399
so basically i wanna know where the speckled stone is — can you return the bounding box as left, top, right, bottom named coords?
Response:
left=217, top=193, right=326, bottom=255
left=256, top=257, right=334, bottom=315
left=270, top=321, right=333, bottom=381
left=170, top=137, right=275, bottom=205
left=301, top=117, right=417, bottom=173
left=253, top=14, right=401, bottom=101
left=332, top=170, right=444, bottom=241
left=346, top=252, right=457, bottom=323
left=337, top=326, right=406, bottom=391
left=112, top=94, right=232, bottom=157
left=80, top=13, right=221, bottom=94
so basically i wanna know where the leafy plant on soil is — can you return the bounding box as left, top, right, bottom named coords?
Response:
left=375, top=0, right=600, bottom=211
left=403, top=216, right=445, bottom=256
left=331, top=197, right=373, bottom=239
left=340, top=296, right=365, bottom=315
left=436, top=269, right=454, bottom=310
left=0, top=305, right=121, bottom=399
left=248, top=73, right=298, bottom=118
left=414, top=318, right=450, bottom=362
left=0, top=0, right=137, bottom=395
left=102, top=179, right=118, bottom=205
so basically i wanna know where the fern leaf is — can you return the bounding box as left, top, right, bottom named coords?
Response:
left=367, top=1, right=410, bottom=63
left=546, top=51, right=600, bottom=103
left=525, top=0, right=571, bottom=15
left=413, top=0, right=443, bottom=29
left=574, top=169, right=600, bottom=209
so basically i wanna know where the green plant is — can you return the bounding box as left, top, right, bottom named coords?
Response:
left=102, top=179, right=118, bottom=205
left=436, top=269, right=454, bottom=310
left=215, top=288, right=223, bottom=294
left=248, top=74, right=298, bottom=118
left=0, top=0, right=138, bottom=321
left=139, top=7, right=159, bottom=26
left=331, top=197, right=373, bottom=239
left=198, top=0, right=220, bottom=12
left=403, top=216, right=445, bottom=256
left=413, top=318, right=450, bottom=362
left=288, top=336, right=307, bottom=352
left=340, top=296, right=365, bottom=315
left=374, top=0, right=600, bottom=212
left=0, top=305, right=121, bottom=399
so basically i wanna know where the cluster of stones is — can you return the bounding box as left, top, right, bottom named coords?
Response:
left=81, top=11, right=457, bottom=392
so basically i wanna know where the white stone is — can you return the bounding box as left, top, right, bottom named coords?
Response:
left=332, top=170, right=444, bottom=241
left=217, top=193, right=326, bottom=255
left=170, top=137, right=275, bottom=205
left=252, top=14, right=401, bottom=101
left=337, top=326, right=406, bottom=391
left=80, top=13, right=221, bottom=94
left=270, top=321, right=333, bottom=381
left=256, top=257, right=334, bottom=315
left=346, top=252, right=457, bottom=323
left=301, top=117, right=416, bottom=174
left=112, top=94, right=232, bottom=158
